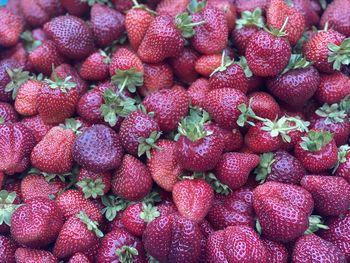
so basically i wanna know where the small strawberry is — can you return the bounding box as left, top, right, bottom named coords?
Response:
left=320, top=0, right=350, bottom=37
left=169, top=47, right=199, bottom=84
left=21, top=115, right=54, bottom=143
left=14, top=79, right=44, bottom=116
left=0, top=102, right=18, bottom=123
left=60, top=0, right=89, bottom=17
left=15, top=248, right=58, bottom=263
left=0, top=8, right=23, bottom=48
left=76, top=169, right=111, bottom=199
left=295, top=130, right=338, bottom=173
left=187, top=78, right=210, bottom=109
left=79, top=51, right=111, bottom=81
left=315, top=72, right=350, bottom=104
left=248, top=92, right=280, bottom=120
left=195, top=53, right=222, bottom=77
left=262, top=239, right=288, bottom=263
left=0, top=235, right=17, bottom=263
left=334, top=145, right=350, bottom=183
left=68, top=252, right=91, bottom=263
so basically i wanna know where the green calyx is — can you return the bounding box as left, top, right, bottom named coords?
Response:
left=281, top=54, right=312, bottom=75
left=254, top=153, right=275, bottom=183
left=116, top=245, right=139, bottom=263
left=99, top=50, right=111, bottom=64
left=148, top=255, right=161, bottom=263
left=5, top=68, right=30, bottom=99
left=177, top=108, right=212, bottom=142
left=131, top=0, right=157, bottom=15
left=80, top=0, right=112, bottom=7
left=266, top=17, right=289, bottom=37
left=340, top=95, right=350, bottom=113
left=28, top=167, right=71, bottom=183
left=193, top=172, right=232, bottom=195
left=238, top=56, right=253, bottom=78
left=255, top=218, right=262, bottom=235
left=305, top=215, right=329, bottom=234
left=139, top=203, right=160, bottom=223
left=316, top=103, right=348, bottom=124
left=332, top=144, right=350, bottom=173
left=76, top=211, right=104, bottom=238
left=236, top=7, right=265, bottom=30
left=0, top=117, right=4, bottom=124
left=20, top=30, right=42, bottom=52
left=300, top=131, right=333, bottom=152
left=210, top=51, right=234, bottom=77
left=59, top=118, right=83, bottom=135
left=175, top=12, right=206, bottom=39
left=100, top=88, right=137, bottom=127
left=138, top=131, right=162, bottom=159
left=0, top=190, right=21, bottom=226
left=111, top=68, right=144, bottom=93
left=101, top=195, right=130, bottom=221
left=328, top=38, right=350, bottom=71
left=76, top=178, right=105, bottom=199
left=187, top=0, right=207, bottom=13
left=44, top=66, right=76, bottom=93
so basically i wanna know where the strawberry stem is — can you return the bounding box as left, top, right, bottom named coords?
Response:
left=137, top=131, right=162, bottom=159
left=116, top=245, right=139, bottom=263
left=139, top=203, right=160, bottom=223
left=305, top=215, right=329, bottom=234
left=101, top=195, right=130, bottom=221
left=332, top=144, right=350, bottom=173
left=254, top=152, right=275, bottom=183
left=175, top=12, right=205, bottom=39
left=76, top=177, right=106, bottom=199
left=76, top=211, right=104, bottom=238
left=178, top=109, right=212, bottom=142
left=235, top=7, right=264, bottom=29
left=0, top=190, right=21, bottom=226
left=300, top=131, right=333, bottom=152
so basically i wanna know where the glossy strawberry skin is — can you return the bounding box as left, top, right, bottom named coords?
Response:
left=109, top=47, right=144, bottom=76
left=0, top=102, right=18, bottom=123
left=320, top=0, right=350, bottom=37
left=15, top=248, right=58, bottom=263
left=169, top=47, right=199, bottom=84
left=235, top=0, right=269, bottom=13
left=80, top=52, right=110, bottom=82
left=0, top=8, right=23, bottom=47
left=315, top=72, right=350, bottom=104
left=248, top=92, right=280, bottom=120
left=120, top=203, right=146, bottom=237
left=232, top=27, right=260, bottom=56
left=14, top=80, right=43, bottom=116
left=0, top=235, right=17, bottom=263
left=11, top=197, right=64, bottom=248
left=21, top=115, right=54, bottom=143
left=76, top=88, right=104, bottom=124
left=253, top=182, right=314, bottom=242
left=195, top=54, right=222, bottom=77
left=293, top=0, right=320, bottom=28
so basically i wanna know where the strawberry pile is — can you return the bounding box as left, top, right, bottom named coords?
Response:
left=1, top=0, right=350, bottom=262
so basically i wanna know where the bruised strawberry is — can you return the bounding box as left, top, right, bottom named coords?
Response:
left=0, top=8, right=23, bottom=48
left=0, top=102, right=18, bottom=123
left=21, top=115, right=54, bottom=143
left=15, top=248, right=58, bottom=263
left=0, top=235, right=17, bottom=263
left=320, top=0, right=350, bottom=37
left=315, top=72, right=350, bottom=104
left=169, top=47, right=199, bottom=84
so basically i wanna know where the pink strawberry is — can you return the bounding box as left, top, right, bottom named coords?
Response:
left=15, top=248, right=58, bottom=263
left=0, top=235, right=17, bottom=263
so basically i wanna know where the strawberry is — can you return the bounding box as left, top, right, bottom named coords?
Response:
left=112, top=154, right=153, bottom=201
left=301, top=175, right=350, bottom=216
left=73, top=124, right=124, bottom=173
left=68, top=252, right=91, bottom=263
left=53, top=211, right=104, bottom=259
left=253, top=181, right=315, bottom=242
left=96, top=228, right=147, bottom=263
left=0, top=235, right=17, bottom=263
left=60, top=0, right=89, bottom=17
left=266, top=0, right=305, bottom=46
left=187, top=78, right=210, bottom=109
left=295, top=130, right=338, bottom=173
left=262, top=239, right=288, bottom=263
left=195, top=53, right=222, bottom=77
left=320, top=0, right=350, bottom=37
left=21, top=115, right=54, bottom=143
left=14, top=80, right=44, bottom=116
left=319, top=211, right=350, bottom=261
left=293, top=0, right=320, bottom=28
left=292, top=234, right=347, bottom=263
left=315, top=72, right=350, bottom=104
left=208, top=0, right=236, bottom=31
left=44, top=15, right=94, bottom=60
left=0, top=8, right=23, bottom=48
left=0, top=102, right=18, bottom=123
left=147, top=139, right=182, bottom=191
left=0, top=123, right=35, bottom=175
left=334, top=145, right=350, bottom=183
left=207, top=188, right=255, bottom=230
left=206, top=225, right=268, bottom=262
left=0, top=190, right=21, bottom=235
left=254, top=151, right=306, bottom=185
left=143, top=213, right=202, bottom=262
left=138, top=13, right=203, bottom=63
left=215, top=152, right=260, bottom=190
left=139, top=62, right=173, bottom=97
left=53, top=64, right=88, bottom=96
left=76, top=88, right=105, bottom=125
left=172, top=178, right=213, bottom=222
left=76, top=169, right=111, bottom=199
left=90, top=4, right=125, bottom=48
left=175, top=109, right=224, bottom=172
left=248, top=92, right=280, bottom=120
left=169, top=47, right=199, bottom=84
left=15, top=248, right=58, bottom=263
left=119, top=110, right=160, bottom=157
left=80, top=51, right=110, bottom=82
left=156, top=0, right=189, bottom=16
left=235, top=0, right=269, bottom=13
left=143, top=85, right=189, bottom=132
left=11, top=197, right=64, bottom=248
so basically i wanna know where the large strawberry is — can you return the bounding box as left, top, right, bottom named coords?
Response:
left=315, top=72, right=350, bottom=104
left=156, top=0, right=189, bottom=16
left=0, top=235, right=17, bottom=263
left=68, top=252, right=91, bottom=263
left=21, top=115, right=54, bottom=143
left=320, top=0, right=350, bottom=37
left=0, top=8, right=23, bottom=48
left=11, top=197, right=64, bottom=248
left=15, top=248, right=58, bottom=263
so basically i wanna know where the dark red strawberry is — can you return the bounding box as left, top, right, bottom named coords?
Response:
left=0, top=123, right=35, bottom=175
left=143, top=213, right=202, bottom=263
left=169, top=47, right=199, bottom=84
left=292, top=234, right=347, bottom=263
left=262, top=239, right=288, bottom=263
left=44, top=15, right=94, bottom=60
left=53, top=64, right=88, bottom=96
left=206, top=225, right=268, bottom=262
left=96, top=228, right=147, bottom=263
left=15, top=248, right=58, bottom=263
left=68, top=252, right=91, bottom=263
left=315, top=72, right=350, bottom=104
left=21, top=115, right=54, bottom=143
left=0, top=102, right=17, bottom=123
left=60, top=0, right=89, bottom=17
left=0, top=8, right=23, bottom=47
left=248, top=91, right=280, bottom=120
left=254, top=151, right=306, bottom=185
left=156, top=0, right=189, bottom=17
left=187, top=78, right=210, bottom=108
left=214, top=152, right=260, bottom=190
left=76, top=169, right=111, bottom=199
left=91, top=4, right=125, bottom=48
left=76, top=87, right=105, bottom=125
left=143, top=85, right=189, bottom=132
left=73, top=124, right=124, bottom=173
left=301, top=175, right=350, bottom=216
left=293, top=0, right=320, bottom=28
left=295, top=130, right=338, bottom=173
left=0, top=235, right=17, bottom=263
left=112, top=154, right=153, bottom=201
left=253, top=181, right=315, bottom=242
left=207, top=188, right=255, bottom=230
left=320, top=0, right=350, bottom=37
left=11, top=197, right=64, bottom=248
left=335, top=145, right=350, bottom=183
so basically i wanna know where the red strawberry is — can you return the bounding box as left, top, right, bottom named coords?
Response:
left=0, top=102, right=18, bottom=123
left=292, top=234, right=347, bottom=263
left=11, top=197, right=64, bottom=248
left=96, top=228, right=147, bottom=263
left=315, top=72, right=350, bottom=104
left=139, top=62, right=173, bottom=97
left=195, top=53, right=222, bottom=77
left=253, top=181, right=314, bottom=242
left=79, top=51, right=110, bottom=81
left=266, top=0, right=305, bottom=46
left=112, top=154, right=153, bottom=201
left=15, top=248, right=58, bottom=263
left=143, top=213, right=202, bottom=263
left=156, top=0, right=189, bottom=16
left=169, top=47, right=199, bottom=84
left=293, top=0, right=320, bottom=28
left=21, top=115, right=54, bottom=143
left=0, top=235, right=17, bottom=263
left=187, top=78, right=210, bottom=109
left=14, top=80, right=44, bottom=116
left=60, top=0, right=89, bottom=17
left=147, top=139, right=182, bottom=191
left=112, top=0, right=134, bottom=13
left=68, top=252, right=91, bottom=263
left=53, top=64, right=88, bottom=96
left=44, top=15, right=94, bottom=60
left=248, top=92, right=280, bottom=120
left=0, top=123, right=35, bottom=175
left=172, top=178, right=213, bottom=222
left=235, top=0, right=269, bottom=13
left=76, top=169, right=111, bottom=199
left=262, top=239, right=288, bottom=263
left=254, top=151, right=306, bottom=185
left=215, top=152, right=260, bottom=190
left=208, top=0, right=236, bottom=31
left=73, top=124, right=124, bottom=173
left=91, top=4, right=125, bottom=48
left=206, top=225, right=268, bottom=262
left=143, top=85, right=189, bottom=132
left=53, top=211, right=103, bottom=259
left=320, top=0, right=350, bottom=37
left=0, top=8, right=23, bottom=48
left=335, top=145, right=350, bottom=183
left=295, top=130, right=338, bottom=173
left=207, top=188, right=255, bottom=230
left=301, top=175, right=350, bottom=216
